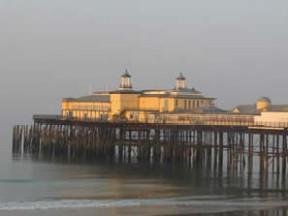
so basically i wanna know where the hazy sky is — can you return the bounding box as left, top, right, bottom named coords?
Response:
left=0, top=0, right=288, bottom=134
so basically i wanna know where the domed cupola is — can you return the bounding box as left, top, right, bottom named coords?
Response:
left=176, top=73, right=187, bottom=90
left=119, top=69, right=133, bottom=90
left=256, top=97, right=271, bottom=111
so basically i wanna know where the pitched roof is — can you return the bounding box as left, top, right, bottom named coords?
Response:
left=139, top=94, right=214, bottom=100
left=110, top=90, right=142, bottom=94
left=174, top=87, right=202, bottom=94
left=63, top=95, right=111, bottom=103
left=232, top=105, right=258, bottom=114
left=268, top=105, right=288, bottom=112
left=233, top=104, right=288, bottom=114
left=195, top=106, right=227, bottom=114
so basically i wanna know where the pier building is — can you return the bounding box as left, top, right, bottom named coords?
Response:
left=232, top=97, right=288, bottom=127
left=61, top=71, right=288, bottom=127
left=62, top=71, right=216, bottom=122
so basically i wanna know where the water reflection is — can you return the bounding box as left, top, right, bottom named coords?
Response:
left=9, top=153, right=288, bottom=216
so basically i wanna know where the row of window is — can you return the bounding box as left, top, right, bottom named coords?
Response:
left=68, top=105, right=110, bottom=111
left=63, top=110, right=109, bottom=118
left=175, top=100, right=207, bottom=110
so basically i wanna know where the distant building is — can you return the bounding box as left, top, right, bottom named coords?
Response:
left=232, top=97, right=288, bottom=114
left=232, top=97, right=288, bottom=127
left=232, top=97, right=272, bottom=114
left=255, top=112, right=288, bottom=128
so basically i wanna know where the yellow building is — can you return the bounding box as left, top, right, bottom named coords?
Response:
left=61, top=72, right=288, bottom=127
left=232, top=97, right=272, bottom=114
left=232, top=97, right=288, bottom=127
left=61, top=71, right=216, bottom=122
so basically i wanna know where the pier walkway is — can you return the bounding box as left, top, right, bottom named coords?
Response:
left=12, top=115, right=288, bottom=183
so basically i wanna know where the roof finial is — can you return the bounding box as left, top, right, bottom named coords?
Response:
left=122, top=69, right=131, bottom=78
left=177, top=72, right=186, bottom=80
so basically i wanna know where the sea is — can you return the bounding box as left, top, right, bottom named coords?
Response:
left=0, top=129, right=288, bottom=216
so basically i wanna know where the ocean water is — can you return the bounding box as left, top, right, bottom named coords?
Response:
left=0, top=132, right=288, bottom=216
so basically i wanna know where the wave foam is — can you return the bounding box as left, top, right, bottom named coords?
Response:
left=0, top=198, right=286, bottom=211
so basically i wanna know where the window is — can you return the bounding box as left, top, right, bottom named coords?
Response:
left=163, top=100, right=169, bottom=111
left=184, top=100, right=189, bottom=110
left=130, top=113, right=134, bottom=119
left=84, top=113, right=88, bottom=120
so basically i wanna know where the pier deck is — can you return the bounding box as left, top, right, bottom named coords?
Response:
left=12, top=115, right=288, bottom=183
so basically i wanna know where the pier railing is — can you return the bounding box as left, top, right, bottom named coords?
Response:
left=33, top=114, right=288, bottom=129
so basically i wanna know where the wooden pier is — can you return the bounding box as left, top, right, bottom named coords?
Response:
left=12, top=115, right=288, bottom=184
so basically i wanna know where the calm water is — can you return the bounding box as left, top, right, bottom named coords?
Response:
left=1, top=132, right=288, bottom=216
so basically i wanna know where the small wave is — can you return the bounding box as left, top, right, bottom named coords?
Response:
left=0, top=179, right=34, bottom=184
left=0, top=200, right=139, bottom=211
left=0, top=198, right=287, bottom=211
left=0, top=199, right=150, bottom=211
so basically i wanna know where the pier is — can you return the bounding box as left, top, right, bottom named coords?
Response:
left=12, top=115, right=288, bottom=185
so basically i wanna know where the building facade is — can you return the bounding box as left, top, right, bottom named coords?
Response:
left=62, top=72, right=215, bottom=121
left=232, top=97, right=288, bottom=127
left=61, top=71, right=288, bottom=127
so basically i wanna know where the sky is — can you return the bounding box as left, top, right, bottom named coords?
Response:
left=0, top=0, right=288, bottom=135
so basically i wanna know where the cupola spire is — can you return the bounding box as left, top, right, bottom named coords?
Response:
left=119, top=69, right=133, bottom=90
left=176, top=73, right=187, bottom=90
